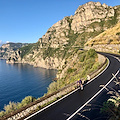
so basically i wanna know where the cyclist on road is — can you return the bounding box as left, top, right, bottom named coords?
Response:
left=77, top=79, right=83, bottom=90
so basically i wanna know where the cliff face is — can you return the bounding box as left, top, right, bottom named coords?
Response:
left=0, top=43, right=28, bottom=59
left=72, top=2, right=115, bottom=33
left=37, top=2, right=120, bottom=50
left=7, top=2, right=120, bottom=70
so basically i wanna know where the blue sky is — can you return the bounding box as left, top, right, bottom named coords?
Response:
left=0, top=0, right=120, bottom=45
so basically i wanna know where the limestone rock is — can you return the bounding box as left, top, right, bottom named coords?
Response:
left=6, top=1, right=120, bottom=71
left=0, top=43, right=28, bottom=59
left=71, top=2, right=115, bottom=33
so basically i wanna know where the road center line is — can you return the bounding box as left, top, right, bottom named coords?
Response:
left=66, top=70, right=120, bottom=120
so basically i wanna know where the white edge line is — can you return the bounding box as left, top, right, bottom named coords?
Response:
left=24, top=57, right=110, bottom=120
left=66, top=55, right=120, bottom=120
left=66, top=70, right=120, bottom=120
left=86, top=58, right=110, bottom=84
left=24, top=88, right=79, bottom=120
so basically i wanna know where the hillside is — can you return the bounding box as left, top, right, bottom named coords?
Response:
left=1, top=1, right=120, bottom=118
left=0, top=43, right=28, bottom=59
left=85, top=22, right=120, bottom=53
left=7, top=2, right=120, bottom=64
left=86, top=22, right=120, bottom=45
left=6, top=1, right=120, bottom=79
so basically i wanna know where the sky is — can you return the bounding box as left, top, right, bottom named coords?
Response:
left=0, top=0, right=120, bottom=45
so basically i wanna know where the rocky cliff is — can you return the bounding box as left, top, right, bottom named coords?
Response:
left=38, top=2, right=120, bottom=49
left=0, top=43, right=28, bottom=59
left=72, top=2, right=114, bottom=33
left=7, top=2, right=120, bottom=70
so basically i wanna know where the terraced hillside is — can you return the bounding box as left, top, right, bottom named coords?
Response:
left=85, top=22, right=120, bottom=53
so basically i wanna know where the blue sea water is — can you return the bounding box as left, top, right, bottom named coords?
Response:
left=0, top=60, right=56, bottom=110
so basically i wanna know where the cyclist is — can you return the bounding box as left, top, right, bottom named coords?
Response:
left=77, top=79, right=83, bottom=90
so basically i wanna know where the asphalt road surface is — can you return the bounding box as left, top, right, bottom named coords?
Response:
left=25, top=53, right=120, bottom=120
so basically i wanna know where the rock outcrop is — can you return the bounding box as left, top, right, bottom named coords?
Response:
left=7, top=2, right=120, bottom=70
left=0, top=43, right=28, bottom=59
left=71, top=2, right=115, bottom=33
left=2, top=2, right=120, bottom=119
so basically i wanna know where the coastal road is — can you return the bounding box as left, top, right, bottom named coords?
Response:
left=25, top=53, right=120, bottom=120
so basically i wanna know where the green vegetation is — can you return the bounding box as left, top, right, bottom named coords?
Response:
left=100, top=77, right=120, bottom=120
left=101, top=98, right=120, bottom=120
left=81, top=7, right=120, bottom=44
left=42, top=45, right=80, bottom=60
left=19, top=44, right=35, bottom=58
left=16, top=5, right=120, bottom=61
left=86, top=21, right=120, bottom=47
left=2, top=4, right=120, bottom=119
left=116, top=32, right=120, bottom=36
left=47, top=49, right=99, bottom=94
left=0, top=48, right=8, bottom=57
left=42, top=47, right=60, bottom=59
left=0, top=96, right=36, bottom=117
left=32, top=41, right=41, bottom=51
left=67, top=68, right=77, bottom=73
left=67, top=30, right=79, bottom=46
left=65, top=16, right=73, bottom=28
left=0, top=52, right=5, bottom=57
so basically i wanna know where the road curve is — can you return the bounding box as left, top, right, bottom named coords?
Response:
left=25, top=53, right=120, bottom=120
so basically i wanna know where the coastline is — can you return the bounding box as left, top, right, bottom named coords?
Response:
left=0, top=60, right=57, bottom=111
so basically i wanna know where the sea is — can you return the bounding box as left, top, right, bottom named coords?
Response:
left=0, top=60, right=56, bottom=111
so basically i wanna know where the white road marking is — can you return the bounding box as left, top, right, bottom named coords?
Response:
left=66, top=70, right=120, bottom=120
left=24, top=86, right=82, bottom=120
left=108, top=54, right=120, bottom=62
left=86, top=58, right=109, bottom=85
left=24, top=55, right=110, bottom=120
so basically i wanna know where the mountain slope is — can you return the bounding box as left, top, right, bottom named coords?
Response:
left=1, top=2, right=120, bottom=118
left=0, top=42, right=28, bottom=59
left=85, top=22, right=120, bottom=53
left=7, top=2, right=120, bottom=67
left=86, top=22, right=120, bottom=45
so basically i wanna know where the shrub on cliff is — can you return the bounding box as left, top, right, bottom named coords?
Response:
left=21, top=96, right=36, bottom=107
left=67, top=68, right=77, bottom=73
left=0, top=96, right=36, bottom=117
left=4, top=101, right=18, bottom=114
left=47, top=81, right=58, bottom=93
left=0, top=111, right=5, bottom=117
left=47, top=49, right=100, bottom=94
left=86, top=49, right=97, bottom=59
left=116, top=32, right=120, bottom=36
left=79, top=52, right=86, bottom=62
left=20, top=44, right=34, bottom=58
